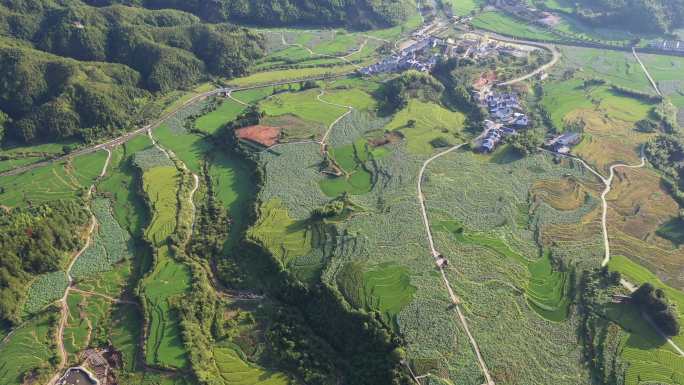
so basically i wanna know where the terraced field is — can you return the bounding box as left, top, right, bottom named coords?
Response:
left=248, top=198, right=312, bottom=266
left=0, top=313, right=57, bottom=385
left=143, top=166, right=180, bottom=247
left=212, top=344, right=289, bottom=385
left=0, top=150, right=108, bottom=206
left=142, top=246, right=191, bottom=369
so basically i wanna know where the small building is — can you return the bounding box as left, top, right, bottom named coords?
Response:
left=546, top=132, right=581, bottom=154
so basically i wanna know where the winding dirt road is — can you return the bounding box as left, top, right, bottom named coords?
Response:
left=47, top=148, right=112, bottom=385
left=416, top=143, right=495, bottom=385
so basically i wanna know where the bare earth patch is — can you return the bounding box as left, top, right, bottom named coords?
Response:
left=236, top=125, right=282, bottom=147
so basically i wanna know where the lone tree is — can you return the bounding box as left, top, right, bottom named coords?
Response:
left=632, top=283, right=681, bottom=336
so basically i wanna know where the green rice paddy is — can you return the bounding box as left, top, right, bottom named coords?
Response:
left=247, top=198, right=312, bottom=266
left=383, top=99, right=466, bottom=155
left=143, top=166, right=180, bottom=246
left=142, top=246, right=191, bottom=369
left=195, top=99, right=246, bottom=134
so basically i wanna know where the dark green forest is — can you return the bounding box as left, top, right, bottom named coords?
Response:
left=0, top=0, right=410, bottom=145
left=0, top=0, right=265, bottom=144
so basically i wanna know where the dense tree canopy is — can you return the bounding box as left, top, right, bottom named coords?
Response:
left=82, top=0, right=413, bottom=29
left=0, top=0, right=264, bottom=144
left=0, top=200, right=89, bottom=324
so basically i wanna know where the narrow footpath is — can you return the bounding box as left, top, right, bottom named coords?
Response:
left=416, top=144, right=495, bottom=385
left=632, top=47, right=662, bottom=96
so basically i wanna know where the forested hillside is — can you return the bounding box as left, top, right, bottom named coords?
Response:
left=84, top=0, right=413, bottom=29
left=0, top=0, right=265, bottom=144
left=568, top=0, right=684, bottom=33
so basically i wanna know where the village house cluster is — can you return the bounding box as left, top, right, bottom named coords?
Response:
left=451, top=36, right=530, bottom=61
left=475, top=90, right=529, bottom=152
left=359, top=36, right=444, bottom=75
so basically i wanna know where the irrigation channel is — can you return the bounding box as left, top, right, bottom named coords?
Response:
left=416, top=143, right=495, bottom=385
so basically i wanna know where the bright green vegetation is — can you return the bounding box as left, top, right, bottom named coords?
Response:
left=320, top=139, right=375, bottom=197
left=195, top=100, right=246, bottom=134
left=154, top=125, right=209, bottom=173
left=142, top=246, right=191, bottom=369
left=542, top=79, right=654, bottom=128
left=71, top=199, right=132, bottom=280
left=76, top=261, right=133, bottom=299
left=70, top=150, right=108, bottom=186
left=248, top=198, right=312, bottom=266
left=212, top=343, right=289, bottom=385
left=557, top=46, right=652, bottom=91
left=260, top=89, right=348, bottom=126
left=0, top=148, right=106, bottom=207
left=143, top=166, right=180, bottom=246
left=526, top=253, right=572, bottom=321
left=230, top=65, right=357, bottom=87
left=99, top=135, right=153, bottom=236
left=208, top=151, right=256, bottom=248
left=0, top=313, right=57, bottom=385
left=437, top=222, right=571, bottom=321
left=605, top=299, right=684, bottom=385
left=609, top=255, right=684, bottom=358
left=22, top=272, right=68, bottom=316
left=442, top=0, right=482, bottom=15
left=0, top=157, right=40, bottom=173
left=383, top=99, right=466, bottom=154
left=639, top=53, right=684, bottom=108
left=338, top=263, right=417, bottom=325
left=324, top=88, right=378, bottom=111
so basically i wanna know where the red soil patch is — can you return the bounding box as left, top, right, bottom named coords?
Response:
left=236, top=125, right=282, bottom=147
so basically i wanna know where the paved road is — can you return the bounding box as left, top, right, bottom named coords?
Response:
left=467, top=32, right=561, bottom=86
left=416, top=143, right=495, bottom=385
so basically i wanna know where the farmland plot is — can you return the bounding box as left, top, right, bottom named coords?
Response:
left=71, top=198, right=133, bottom=280
left=142, top=246, right=191, bottom=369
left=22, top=271, right=69, bottom=316
left=0, top=313, right=57, bottom=385
left=98, top=135, right=153, bottom=236
left=143, top=166, right=180, bottom=247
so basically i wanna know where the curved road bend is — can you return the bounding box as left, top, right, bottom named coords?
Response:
left=417, top=143, right=495, bottom=385
left=543, top=149, right=684, bottom=356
